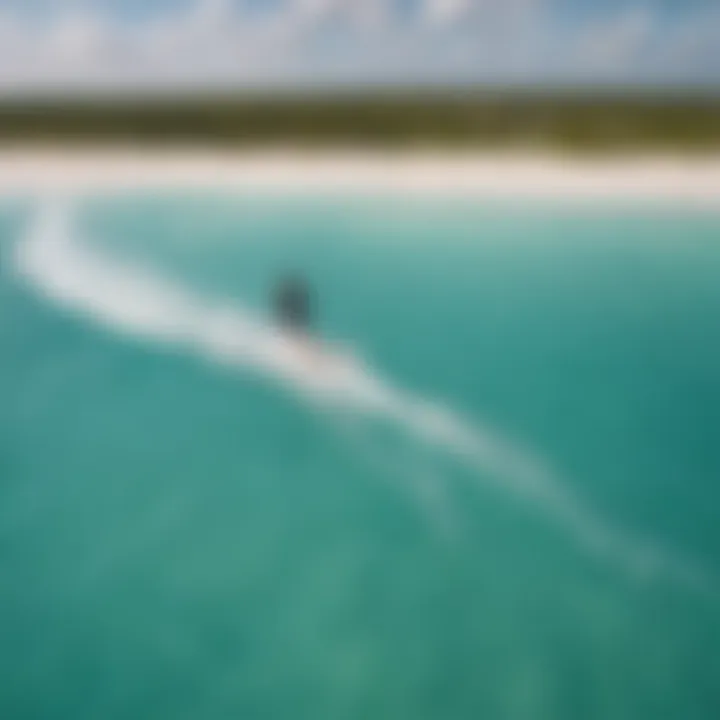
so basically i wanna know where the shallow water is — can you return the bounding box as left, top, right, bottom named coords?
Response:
left=2, top=195, right=720, bottom=720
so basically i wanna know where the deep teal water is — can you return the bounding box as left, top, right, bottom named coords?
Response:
left=1, top=195, right=720, bottom=720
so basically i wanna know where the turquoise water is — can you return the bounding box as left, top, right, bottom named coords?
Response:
left=2, top=195, right=720, bottom=719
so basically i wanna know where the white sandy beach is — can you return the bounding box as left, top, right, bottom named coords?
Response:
left=0, top=148, right=719, bottom=204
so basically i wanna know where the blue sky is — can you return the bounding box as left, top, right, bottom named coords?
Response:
left=0, top=0, right=717, bottom=94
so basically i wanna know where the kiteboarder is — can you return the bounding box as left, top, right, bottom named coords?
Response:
left=273, top=273, right=312, bottom=334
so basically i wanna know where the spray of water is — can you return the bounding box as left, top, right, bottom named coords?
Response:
left=14, top=202, right=717, bottom=597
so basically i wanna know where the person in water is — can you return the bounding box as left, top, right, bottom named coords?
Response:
left=274, top=274, right=312, bottom=334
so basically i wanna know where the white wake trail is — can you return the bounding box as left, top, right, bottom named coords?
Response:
left=14, top=202, right=717, bottom=596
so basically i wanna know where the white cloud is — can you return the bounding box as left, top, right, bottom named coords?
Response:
left=423, top=0, right=472, bottom=28
left=422, top=0, right=542, bottom=29
left=193, top=0, right=235, bottom=28
left=49, top=13, right=113, bottom=62
left=0, top=0, right=716, bottom=94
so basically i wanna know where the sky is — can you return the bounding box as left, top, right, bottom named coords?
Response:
left=0, top=0, right=717, bottom=95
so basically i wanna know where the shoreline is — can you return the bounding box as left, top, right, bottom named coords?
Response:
left=1, top=148, right=719, bottom=204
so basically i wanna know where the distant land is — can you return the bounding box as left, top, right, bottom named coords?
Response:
left=0, top=88, right=719, bottom=151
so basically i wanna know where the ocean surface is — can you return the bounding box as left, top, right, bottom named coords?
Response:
left=1, top=194, right=719, bottom=720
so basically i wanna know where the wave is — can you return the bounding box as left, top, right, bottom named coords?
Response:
left=14, top=201, right=717, bottom=597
